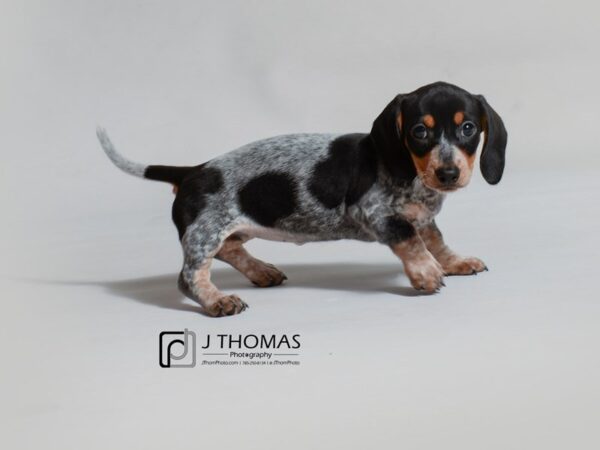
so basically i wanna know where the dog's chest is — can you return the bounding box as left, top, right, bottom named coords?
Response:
left=353, top=178, right=444, bottom=229
left=393, top=180, right=444, bottom=225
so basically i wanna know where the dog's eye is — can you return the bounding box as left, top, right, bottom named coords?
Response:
left=461, top=121, right=477, bottom=137
left=411, top=124, right=428, bottom=140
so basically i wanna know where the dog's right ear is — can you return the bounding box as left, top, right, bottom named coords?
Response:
left=477, top=95, right=508, bottom=185
left=370, top=94, right=416, bottom=181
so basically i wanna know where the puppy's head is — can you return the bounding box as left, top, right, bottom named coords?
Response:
left=371, top=82, right=508, bottom=191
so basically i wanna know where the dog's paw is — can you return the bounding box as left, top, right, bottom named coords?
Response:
left=404, top=252, right=446, bottom=293
left=442, top=256, right=487, bottom=276
left=205, top=295, right=248, bottom=317
left=249, top=263, right=288, bottom=288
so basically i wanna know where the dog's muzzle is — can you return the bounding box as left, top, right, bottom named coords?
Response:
left=435, top=165, right=460, bottom=186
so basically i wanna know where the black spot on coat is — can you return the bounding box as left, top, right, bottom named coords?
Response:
left=238, top=172, right=298, bottom=227
left=172, top=165, right=224, bottom=239
left=382, top=216, right=416, bottom=244
left=308, top=134, right=378, bottom=209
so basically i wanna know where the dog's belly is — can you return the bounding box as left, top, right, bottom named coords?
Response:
left=231, top=220, right=375, bottom=245
left=232, top=226, right=316, bottom=245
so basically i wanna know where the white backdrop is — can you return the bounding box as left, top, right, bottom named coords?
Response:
left=2, top=1, right=600, bottom=449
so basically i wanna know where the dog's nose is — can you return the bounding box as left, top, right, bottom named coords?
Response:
left=435, top=166, right=460, bottom=185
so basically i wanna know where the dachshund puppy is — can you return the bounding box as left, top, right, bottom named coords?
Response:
left=97, top=81, right=507, bottom=317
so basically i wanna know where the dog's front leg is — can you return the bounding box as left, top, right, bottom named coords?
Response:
left=381, top=217, right=446, bottom=293
left=419, top=220, right=487, bottom=275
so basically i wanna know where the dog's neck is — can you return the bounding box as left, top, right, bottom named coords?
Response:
left=367, top=130, right=418, bottom=186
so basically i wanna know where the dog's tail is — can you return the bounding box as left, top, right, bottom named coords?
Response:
left=96, top=127, right=193, bottom=188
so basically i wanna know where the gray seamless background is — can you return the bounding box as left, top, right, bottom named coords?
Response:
left=1, top=1, right=599, bottom=449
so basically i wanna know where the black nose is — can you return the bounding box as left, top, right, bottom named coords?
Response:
left=435, top=166, right=460, bottom=185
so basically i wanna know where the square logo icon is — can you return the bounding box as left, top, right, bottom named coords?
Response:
left=159, top=329, right=196, bottom=368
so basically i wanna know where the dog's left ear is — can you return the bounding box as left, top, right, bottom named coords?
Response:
left=371, top=94, right=405, bottom=148
left=370, top=94, right=417, bottom=181
left=477, top=95, right=508, bottom=185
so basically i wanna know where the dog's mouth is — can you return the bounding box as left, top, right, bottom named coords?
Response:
left=433, top=183, right=461, bottom=193
left=418, top=175, right=463, bottom=193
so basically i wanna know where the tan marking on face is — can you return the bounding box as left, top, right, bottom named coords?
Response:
left=453, top=147, right=475, bottom=187
left=405, top=124, right=475, bottom=192
left=453, top=111, right=465, bottom=125
left=172, top=184, right=178, bottom=194
left=396, top=113, right=403, bottom=132
left=410, top=151, right=432, bottom=175
left=423, top=114, right=435, bottom=128
left=409, top=142, right=476, bottom=191
left=409, top=147, right=442, bottom=190
left=463, top=149, right=476, bottom=169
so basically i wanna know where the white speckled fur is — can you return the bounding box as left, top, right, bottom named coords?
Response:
left=98, top=130, right=449, bottom=314
left=97, top=128, right=146, bottom=178
left=98, top=81, right=507, bottom=316
left=170, top=133, right=447, bottom=312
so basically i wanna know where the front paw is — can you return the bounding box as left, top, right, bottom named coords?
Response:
left=404, top=252, right=446, bottom=293
left=442, top=256, right=487, bottom=276
left=205, top=295, right=248, bottom=317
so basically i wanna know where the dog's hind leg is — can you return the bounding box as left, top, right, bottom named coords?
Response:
left=216, top=235, right=287, bottom=288
left=178, top=225, right=248, bottom=317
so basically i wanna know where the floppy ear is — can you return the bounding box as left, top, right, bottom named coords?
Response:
left=478, top=95, right=508, bottom=185
left=371, top=94, right=405, bottom=147
left=370, top=94, right=416, bottom=182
